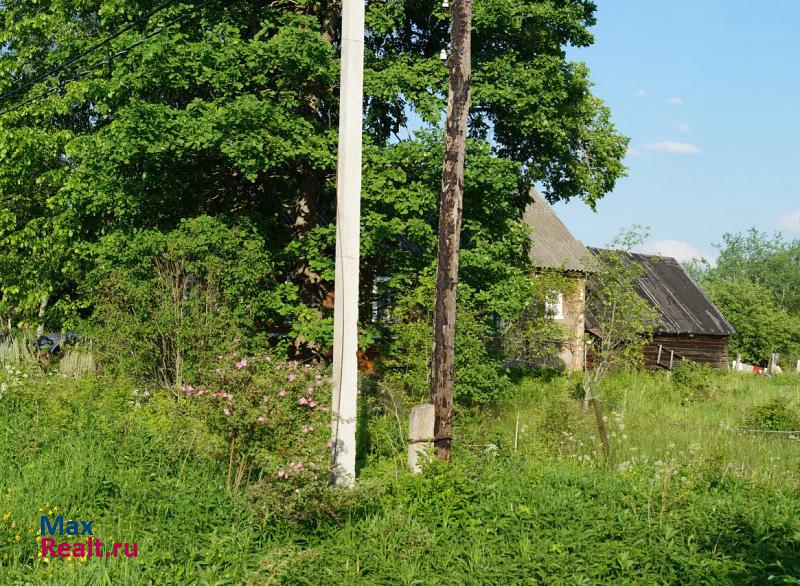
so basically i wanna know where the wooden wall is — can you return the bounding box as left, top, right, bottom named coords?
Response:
left=644, top=334, right=729, bottom=370
left=585, top=334, right=730, bottom=370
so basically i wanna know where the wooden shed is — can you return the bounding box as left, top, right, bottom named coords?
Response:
left=585, top=249, right=736, bottom=370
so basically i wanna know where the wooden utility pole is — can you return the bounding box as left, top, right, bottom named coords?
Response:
left=430, top=0, right=472, bottom=462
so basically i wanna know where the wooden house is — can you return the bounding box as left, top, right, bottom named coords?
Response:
left=585, top=249, right=736, bottom=370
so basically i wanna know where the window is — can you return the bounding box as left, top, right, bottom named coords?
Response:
left=372, top=276, right=393, bottom=324
left=546, top=291, right=564, bottom=321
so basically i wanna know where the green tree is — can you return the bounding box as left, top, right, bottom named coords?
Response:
left=582, top=228, right=658, bottom=461
left=584, top=229, right=658, bottom=399
left=713, top=229, right=800, bottom=314
left=0, top=1, right=627, bottom=358
left=687, top=228, right=800, bottom=365
left=701, top=277, right=800, bottom=365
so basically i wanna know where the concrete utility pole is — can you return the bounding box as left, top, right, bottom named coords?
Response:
left=430, top=0, right=472, bottom=462
left=331, top=0, right=365, bottom=486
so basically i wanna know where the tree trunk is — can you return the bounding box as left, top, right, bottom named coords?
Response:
left=430, top=0, right=472, bottom=462
left=35, top=293, right=49, bottom=337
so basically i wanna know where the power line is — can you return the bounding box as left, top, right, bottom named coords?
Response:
left=0, top=0, right=186, bottom=104
left=0, top=0, right=214, bottom=117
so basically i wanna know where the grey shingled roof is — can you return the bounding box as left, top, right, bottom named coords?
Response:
left=523, top=189, right=590, bottom=272
left=587, top=248, right=736, bottom=337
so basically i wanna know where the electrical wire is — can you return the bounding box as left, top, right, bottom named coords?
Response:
left=0, top=0, right=187, bottom=104
left=0, top=0, right=215, bottom=117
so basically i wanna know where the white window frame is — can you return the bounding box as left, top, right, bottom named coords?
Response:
left=372, top=276, right=391, bottom=323
left=546, top=291, right=565, bottom=321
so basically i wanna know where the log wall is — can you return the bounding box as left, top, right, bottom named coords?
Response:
left=644, top=334, right=729, bottom=370
left=585, top=334, right=730, bottom=370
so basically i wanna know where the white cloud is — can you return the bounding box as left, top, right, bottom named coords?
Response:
left=677, top=122, right=690, bottom=133
left=777, top=209, right=800, bottom=233
left=640, top=239, right=716, bottom=264
left=667, top=96, right=684, bottom=106
left=626, top=146, right=643, bottom=158
left=635, top=89, right=648, bottom=98
left=643, top=140, right=702, bottom=155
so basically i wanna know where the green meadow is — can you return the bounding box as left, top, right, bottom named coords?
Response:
left=1, top=361, right=798, bottom=585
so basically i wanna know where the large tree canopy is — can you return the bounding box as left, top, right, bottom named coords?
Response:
left=0, top=0, right=627, bottom=348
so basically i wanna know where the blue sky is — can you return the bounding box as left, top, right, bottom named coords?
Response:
left=552, top=0, right=800, bottom=261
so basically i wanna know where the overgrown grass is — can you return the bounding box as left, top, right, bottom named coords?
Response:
left=0, top=364, right=798, bottom=584
left=488, top=369, right=800, bottom=487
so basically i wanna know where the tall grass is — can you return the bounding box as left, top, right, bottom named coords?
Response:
left=1, top=365, right=798, bottom=584
left=483, top=369, right=800, bottom=488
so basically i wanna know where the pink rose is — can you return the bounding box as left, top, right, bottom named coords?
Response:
left=278, top=390, right=286, bottom=397
left=235, top=359, right=248, bottom=369
left=287, top=374, right=296, bottom=382
left=299, top=397, right=309, bottom=405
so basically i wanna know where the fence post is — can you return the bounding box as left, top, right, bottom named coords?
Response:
left=408, top=404, right=435, bottom=473
left=770, top=353, right=779, bottom=374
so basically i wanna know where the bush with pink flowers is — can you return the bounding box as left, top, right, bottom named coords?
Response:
left=181, top=350, right=335, bottom=520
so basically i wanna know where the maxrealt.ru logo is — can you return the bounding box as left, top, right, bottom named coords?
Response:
left=40, top=516, right=138, bottom=559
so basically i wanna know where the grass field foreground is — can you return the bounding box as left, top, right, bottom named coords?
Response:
left=0, top=362, right=798, bottom=584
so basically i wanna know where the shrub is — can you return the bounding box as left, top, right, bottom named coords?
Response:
left=672, top=361, right=717, bottom=401
left=385, top=279, right=511, bottom=406
left=84, top=216, right=302, bottom=386
left=182, top=349, right=334, bottom=522
left=744, top=398, right=800, bottom=432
